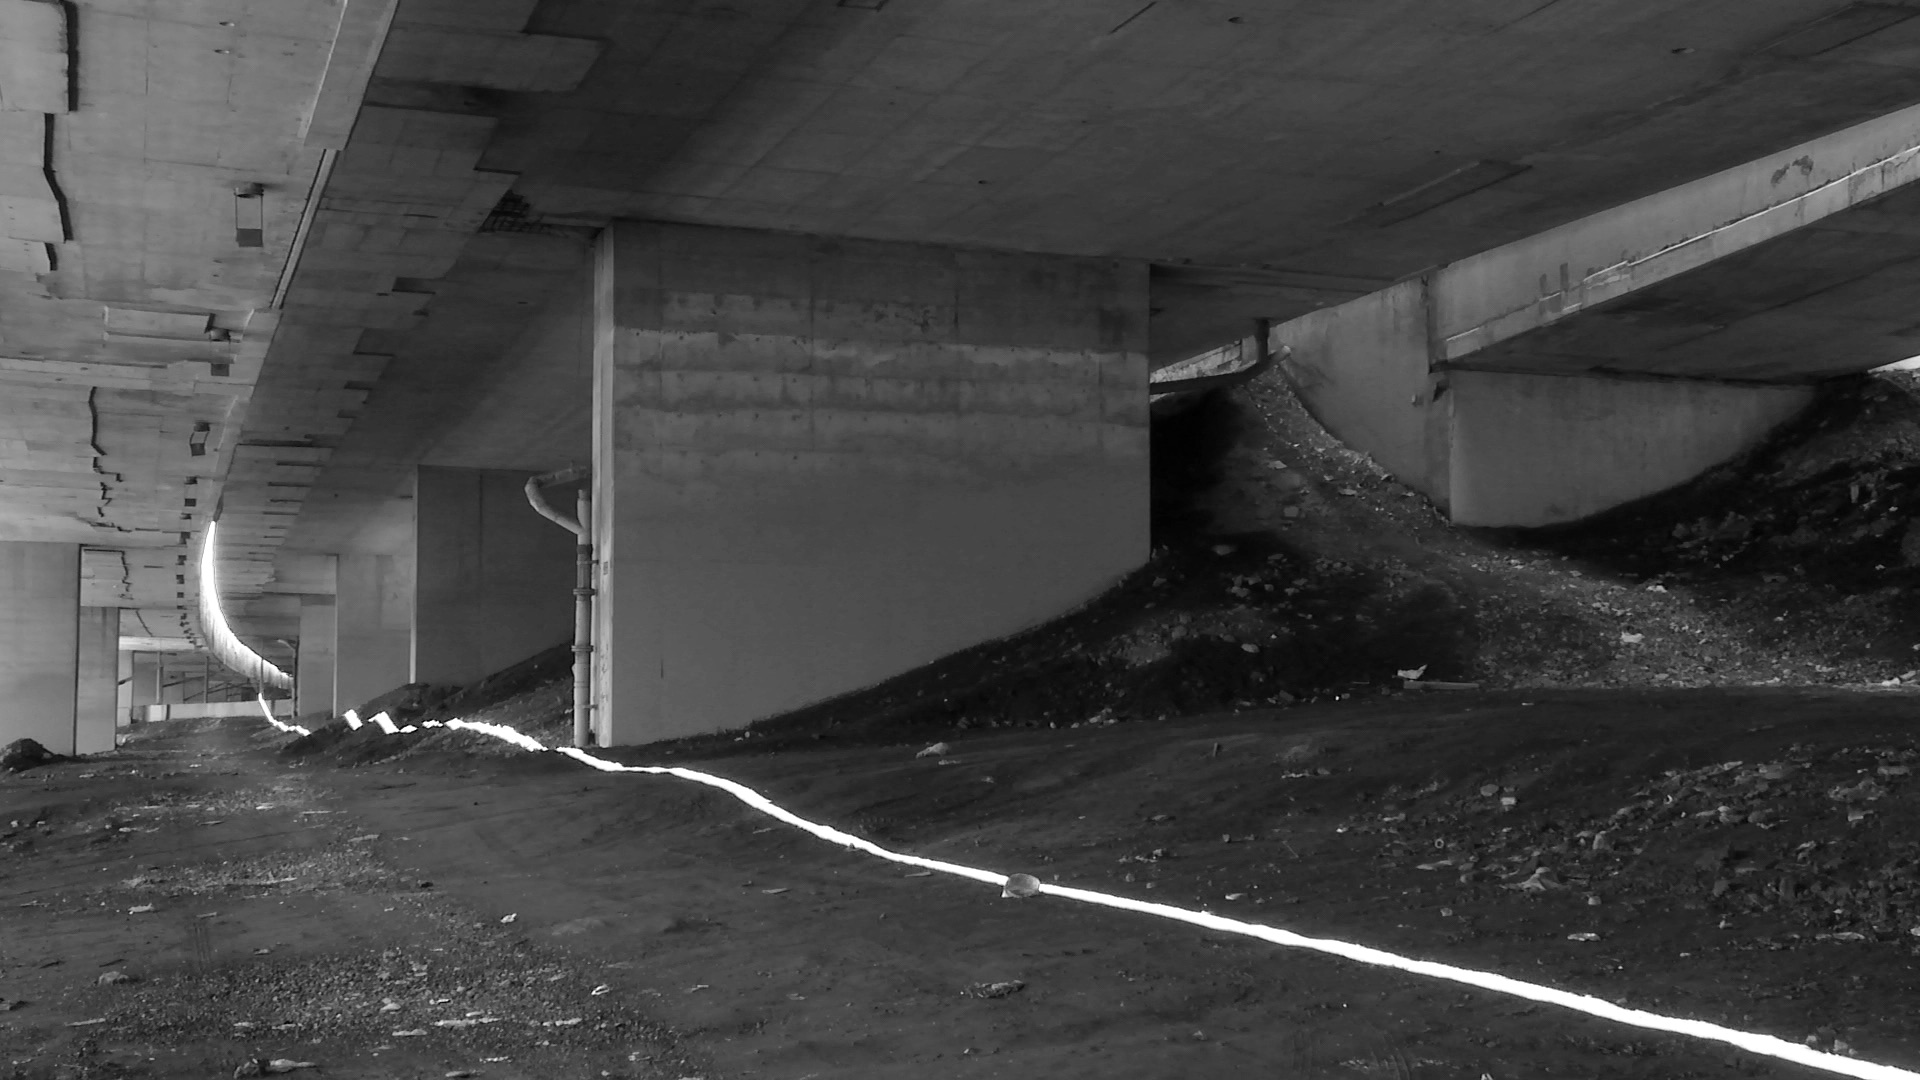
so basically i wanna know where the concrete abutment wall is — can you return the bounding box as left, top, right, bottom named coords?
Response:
left=1278, top=289, right=1816, bottom=529
left=591, top=221, right=1151, bottom=746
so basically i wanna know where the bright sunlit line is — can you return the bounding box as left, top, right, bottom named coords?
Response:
left=1871, top=355, right=1920, bottom=372
left=199, top=519, right=292, bottom=689
left=253, top=694, right=309, bottom=737
left=275, top=714, right=1919, bottom=1080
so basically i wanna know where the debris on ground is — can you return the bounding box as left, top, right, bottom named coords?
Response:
left=2, top=738, right=59, bottom=773
left=964, top=981, right=1025, bottom=999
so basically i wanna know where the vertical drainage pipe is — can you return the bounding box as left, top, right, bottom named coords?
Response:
left=524, top=465, right=595, bottom=747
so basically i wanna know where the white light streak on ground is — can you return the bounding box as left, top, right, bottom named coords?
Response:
left=268, top=713, right=1919, bottom=1080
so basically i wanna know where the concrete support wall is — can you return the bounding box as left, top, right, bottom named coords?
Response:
left=76, top=607, right=118, bottom=755
left=336, top=551, right=413, bottom=712
left=412, top=466, right=575, bottom=687
left=116, top=650, right=133, bottom=728
left=1274, top=279, right=1447, bottom=503
left=129, top=656, right=159, bottom=708
left=592, top=221, right=1150, bottom=746
left=1279, top=285, right=1812, bottom=528
left=297, top=596, right=337, bottom=718
left=0, top=543, right=78, bottom=753
left=1446, top=371, right=1815, bottom=527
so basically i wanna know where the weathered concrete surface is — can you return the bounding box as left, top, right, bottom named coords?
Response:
left=335, top=551, right=412, bottom=713
left=231, top=0, right=1920, bottom=662
left=1445, top=372, right=1816, bottom=528
left=1281, top=284, right=1817, bottom=528
left=115, top=649, right=132, bottom=728
left=0, top=543, right=78, bottom=754
left=297, top=595, right=338, bottom=719
left=591, top=222, right=1149, bottom=745
left=1275, top=103, right=1920, bottom=526
left=1273, top=279, right=1447, bottom=505
left=411, top=466, right=574, bottom=688
left=75, top=607, right=118, bottom=755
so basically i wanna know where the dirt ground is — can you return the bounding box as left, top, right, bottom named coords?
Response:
left=6, top=690, right=1920, bottom=1079
left=8, top=371, right=1920, bottom=1079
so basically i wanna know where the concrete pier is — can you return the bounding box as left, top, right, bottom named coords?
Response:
left=0, top=543, right=80, bottom=754
left=336, top=551, right=413, bottom=713
left=590, top=222, right=1150, bottom=744
left=76, top=607, right=119, bottom=755
left=297, top=596, right=338, bottom=719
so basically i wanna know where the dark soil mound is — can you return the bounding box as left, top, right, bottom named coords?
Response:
left=349, top=682, right=454, bottom=724
left=425, top=642, right=572, bottom=722
left=280, top=718, right=358, bottom=758
left=1, top=738, right=59, bottom=772
left=1521, top=370, right=1920, bottom=666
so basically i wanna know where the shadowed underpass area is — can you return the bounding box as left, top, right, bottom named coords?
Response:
left=12, top=2, right=1920, bottom=1077
left=12, top=371, right=1920, bottom=1078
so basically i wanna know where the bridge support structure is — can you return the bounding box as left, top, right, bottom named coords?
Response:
left=590, top=222, right=1151, bottom=745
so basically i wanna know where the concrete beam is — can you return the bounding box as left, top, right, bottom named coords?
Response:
left=591, top=221, right=1149, bottom=746
left=1436, top=101, right=1920, bottom=363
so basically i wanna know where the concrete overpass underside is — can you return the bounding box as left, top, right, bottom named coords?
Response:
left=10, top=0, right=1920, bottom=747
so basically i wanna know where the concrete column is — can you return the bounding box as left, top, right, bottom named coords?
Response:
left=0, top=542, right=79, bottom=754
left=76, top=607, right=118, bottom=755
left=412, top=466, right=575, bottom=687
left=335, top=551, right=413, bottom=712
left=116, top=650, right=133, bottom=728
left=130, top=655, right=159, bottom=708
left=591, top=221, right=1149, bottom=746
left=297, top=596, right=337, bottom=718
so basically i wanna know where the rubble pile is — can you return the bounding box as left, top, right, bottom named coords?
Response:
left=1356, top=741, right=1920, bottom=945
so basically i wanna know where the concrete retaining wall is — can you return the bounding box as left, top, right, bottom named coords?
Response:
left=1445, top=371, right=1816, bottom=527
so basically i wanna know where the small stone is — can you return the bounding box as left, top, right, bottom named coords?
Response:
left=96, top=970, right=137, bottom=986
left=1, top=738, right=58, bottom=772
left=964, top=980, right=1025, bottom=999
left=1001, top=873, right=1042, bottom=899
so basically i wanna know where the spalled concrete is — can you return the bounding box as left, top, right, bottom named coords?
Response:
left=1280, top=286, right=1819, bottom=528
left=590, top=221, right=1149, bottom=745
left=411, top=466, right=574, bottom=688
left=0, top=542, right=78, bottom=755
